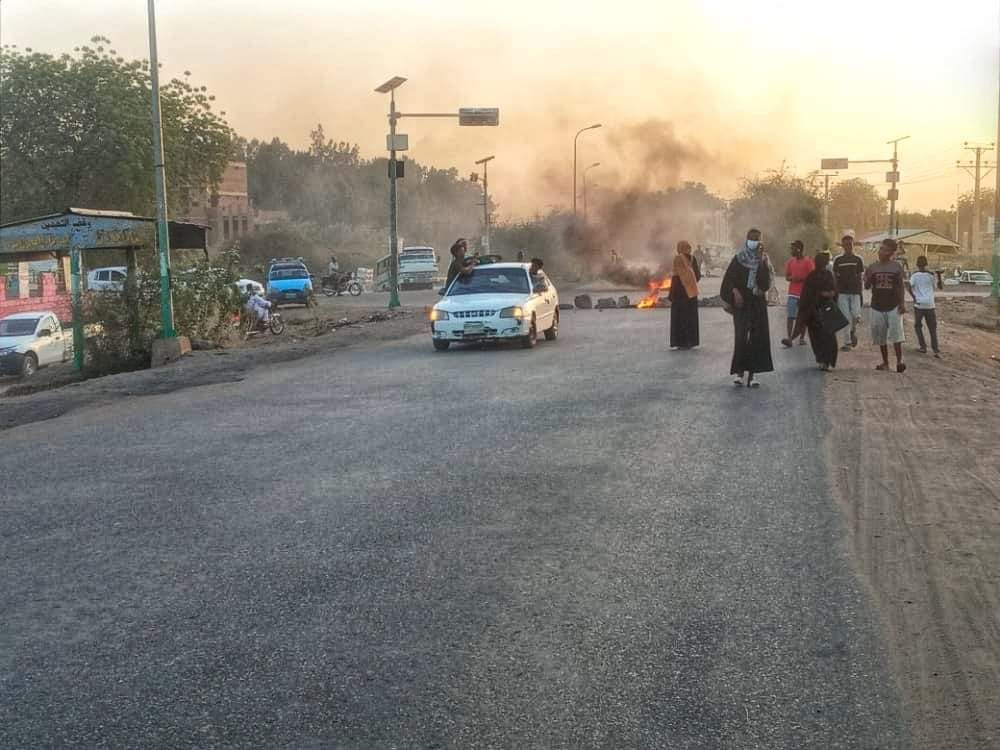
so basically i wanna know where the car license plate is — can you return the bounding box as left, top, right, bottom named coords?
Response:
left=284, top=292, right=296, bottom=298
left=463, top=322, right=484, bottom=334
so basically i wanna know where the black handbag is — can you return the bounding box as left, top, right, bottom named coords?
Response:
left=818, top=300, right=849, bottom=334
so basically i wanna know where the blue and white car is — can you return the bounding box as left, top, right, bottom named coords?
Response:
left=266, top=258, right=314, bottom=306
left=429, top=263, right=559, bottom=351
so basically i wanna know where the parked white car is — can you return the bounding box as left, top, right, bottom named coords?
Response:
left=0, top=312, right=72, bottom=377
left=87, top=266, right=128, bottom=292
left=943, top=270, right=993, bottom=287
left=429, top=263, right=559, bottom=351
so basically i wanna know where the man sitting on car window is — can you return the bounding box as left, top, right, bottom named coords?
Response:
left=529, top=257, right=544, bottom=276
left=446, top=238, right=475, bottom=288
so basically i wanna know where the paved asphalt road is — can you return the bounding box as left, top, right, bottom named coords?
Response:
left=1, top=306, right=906, bottom=748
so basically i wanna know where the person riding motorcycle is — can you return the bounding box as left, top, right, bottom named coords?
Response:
left=244, top=287, right=272, bottom=329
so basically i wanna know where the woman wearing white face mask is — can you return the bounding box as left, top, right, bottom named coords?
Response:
left=720, top=228, right=775, bottom=387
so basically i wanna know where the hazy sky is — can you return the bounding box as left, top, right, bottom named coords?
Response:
left=3, top=0, right=998, bottom=218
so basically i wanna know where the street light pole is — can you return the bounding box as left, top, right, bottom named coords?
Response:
left=146, top=0, right=176, bottom=337
left=377, top=78, right=498, bottom=308
left=573, top=124, right=601, bottom=219
left=475, top=155, right=495, bottom=252
left=583, top=162, right=600, bottom=223
left=376, top=77, right=408, bottom=309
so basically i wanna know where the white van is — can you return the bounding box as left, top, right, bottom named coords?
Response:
left=87, top=267, right=128, bottom=292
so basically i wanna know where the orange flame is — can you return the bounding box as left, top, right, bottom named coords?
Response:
left=636, top=276, right=671, bottom=309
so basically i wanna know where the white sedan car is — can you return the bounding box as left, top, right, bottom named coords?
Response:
left=0, top=311, right=72, bottom=377
left=430, top=263, right=559, bottom=351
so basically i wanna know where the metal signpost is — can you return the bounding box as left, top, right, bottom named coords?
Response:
left=376, top=78, right=499, bottom=308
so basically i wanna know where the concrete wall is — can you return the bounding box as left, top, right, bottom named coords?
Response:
left=0, top=272, right=72, bottom=322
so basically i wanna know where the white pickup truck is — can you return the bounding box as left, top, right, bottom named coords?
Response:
left=944, top=270, right=994, bottom=287
left=0, top=311, right=72, bottom=377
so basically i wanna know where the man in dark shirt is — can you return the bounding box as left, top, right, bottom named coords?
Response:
left=832, top=234, right=865, bottom=350
left=864, top=238, right=907, bottom=373
left=445, top=238, right=473, bottom=288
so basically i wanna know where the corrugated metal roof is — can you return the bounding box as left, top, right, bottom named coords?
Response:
left=857, top=229, right=959, bottom=249
left=1, top=207, right=208, bottom=230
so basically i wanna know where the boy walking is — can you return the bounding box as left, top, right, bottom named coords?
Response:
left=864, top=238, right=907, bottom=373
left=833, top=234, right=865, bottom=351
left=907, top=255, right=941, bottom=357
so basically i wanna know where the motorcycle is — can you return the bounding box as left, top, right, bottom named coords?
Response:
left=240, top=308, right=285, bottom=339
left=321, top=273, right=363, bottom=297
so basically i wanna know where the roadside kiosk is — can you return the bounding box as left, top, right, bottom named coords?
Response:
left=0, top=208, right=209, bottom=369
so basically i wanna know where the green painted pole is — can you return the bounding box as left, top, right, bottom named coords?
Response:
left=147, top=0, right=176, bottom=336
left=70, top=244, right=84, bottom=370
left=993, top=37, right=1000, bottom=301
left=388, top=89, right=401, bottom=309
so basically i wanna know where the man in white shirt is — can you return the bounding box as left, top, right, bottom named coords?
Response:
left=245, top=288, right=272, bottom=326
left=906, top=255, right=940, bottom=357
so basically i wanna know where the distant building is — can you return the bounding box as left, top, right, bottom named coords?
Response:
left=183, top=161, right=254, bottom=248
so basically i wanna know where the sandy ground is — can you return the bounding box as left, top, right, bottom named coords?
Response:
left=825, top=297, right=1000, bottom=749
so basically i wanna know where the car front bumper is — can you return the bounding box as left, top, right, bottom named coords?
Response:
left=431, top=317, right=529, bottom=342
left=0, top=351, right=26, bottom=374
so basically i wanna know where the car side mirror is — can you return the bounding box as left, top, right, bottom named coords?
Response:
left=438, top=288, right=446, bottom=296
left=38, top=329, right=51, bottom=337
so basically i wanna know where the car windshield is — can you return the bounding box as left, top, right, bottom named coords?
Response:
left=0, top=319, right=39, bottom=336
left=448, top=268, right=529, bottom=296
left=270, top=266, right=308, bottom=280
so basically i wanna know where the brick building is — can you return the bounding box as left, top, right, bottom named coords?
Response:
left=184, top=161, right=254, bottom=248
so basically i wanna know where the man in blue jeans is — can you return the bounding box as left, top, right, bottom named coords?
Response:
left=833, top=234, right=865, bottom=351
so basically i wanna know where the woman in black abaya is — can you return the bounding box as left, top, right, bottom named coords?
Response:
left=720, top=228, right=774, bottom=387
left=793, top=252, right=839, bottom=370
left=669, top=240, right=701, bottom=349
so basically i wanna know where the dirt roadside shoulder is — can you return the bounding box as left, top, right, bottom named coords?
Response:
left=826, top=303, right=1000, bottom=749
left=0, top=309, right=427, bottom=432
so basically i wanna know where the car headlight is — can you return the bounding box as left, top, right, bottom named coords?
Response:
left=499, top=306, right=524, bottom=319
left=430, top=308, right=449, bottom=321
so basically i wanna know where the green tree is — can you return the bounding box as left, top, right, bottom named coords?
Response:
left=730, top=174, right=827, bottom=266
left=957, top=188, right=995, bottom=248
left=243, top=130, right=483, bottom=258
left=0, top=37, right=233, bottom=223
left=826, top=178, right=887, bottom=238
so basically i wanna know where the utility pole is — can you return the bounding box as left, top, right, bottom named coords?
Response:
left=886, top=136, right=909, bottom=238
left=958, top=142, right=997, bottom=257
left=475, top=156, right=494, bottom=252
left=147, top=0, right=176, bottom=337
left=810, top=171, right=838, bottom=234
